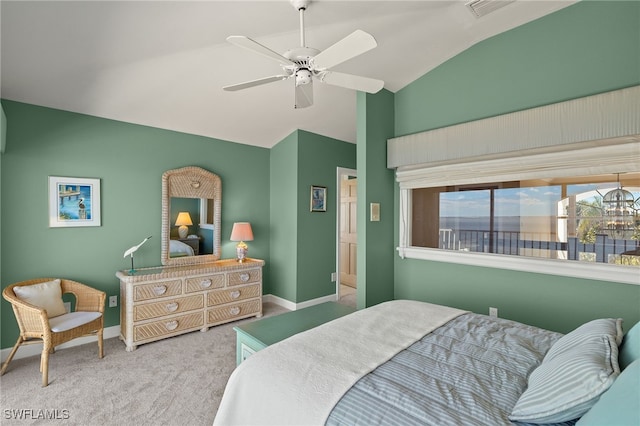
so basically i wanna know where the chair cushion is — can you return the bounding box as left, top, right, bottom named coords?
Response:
left=49, top=311, right=102, bottom=332
left=13, top=279, right=67, bottom=318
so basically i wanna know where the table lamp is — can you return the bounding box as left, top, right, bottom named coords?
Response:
left=230, top=222, right=254, bottom=263
left=175, top=212, right=193, bottom=239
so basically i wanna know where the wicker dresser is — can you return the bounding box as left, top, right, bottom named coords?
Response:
left=116, top=259, right=264, bottom=351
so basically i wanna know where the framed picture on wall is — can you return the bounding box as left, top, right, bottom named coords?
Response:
left=310, top=185, right=327, bottom=212
left=48, top=176, right=101, bottom=227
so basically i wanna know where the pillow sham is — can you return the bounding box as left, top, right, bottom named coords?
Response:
left=576, top=359, right=640, bottom=426
left=543, top=318, right=623, bottom=361
left=619, top=321, right=640, bottom=370
left=13, top=279, right=67, bottom=318
left=510, top=318, right=622, bottom=424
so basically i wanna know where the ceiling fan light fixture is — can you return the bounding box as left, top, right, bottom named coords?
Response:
left=295, top=69, right=312, bottom=86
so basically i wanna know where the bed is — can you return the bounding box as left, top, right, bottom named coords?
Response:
left=214, top=300, right=640, bottom=426
left=169, top=239, right=194, bottom=258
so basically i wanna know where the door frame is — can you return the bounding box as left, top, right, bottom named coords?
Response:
left=335, top=167, right=357, bottom=300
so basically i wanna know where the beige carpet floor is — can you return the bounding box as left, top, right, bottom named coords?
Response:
left=0, top=303, right=289, bottom=426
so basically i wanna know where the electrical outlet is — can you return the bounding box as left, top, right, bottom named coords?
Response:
left=109, top=295, right=118, bottom=308
left=64, top=302, right=71, bottom=313
left=489, top=307, right=498, bottom=317
left=330, top=272, right=337, bottom=282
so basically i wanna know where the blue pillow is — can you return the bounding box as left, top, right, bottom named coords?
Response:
left=576, top=359, right=640, bottom=426
left=619, top=321, right=640, bottom=370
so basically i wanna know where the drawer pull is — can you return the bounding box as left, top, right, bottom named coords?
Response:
left=166, top=302, right=179, bottom=312
left=200, top=279, right=212, bottom=288
left=229, top=307, right=241, bottom=316
left=153, top=285, right=167, bottom=296
left=239, top=273, right=250, bottom=282
left=165, top=320, right=178, bottom=331
left=230, top=290, right=241, bottom=299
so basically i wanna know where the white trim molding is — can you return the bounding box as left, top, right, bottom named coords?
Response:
left=396, top=246, right=640, bottom=286
left=391, top=86, right=640, bottom=286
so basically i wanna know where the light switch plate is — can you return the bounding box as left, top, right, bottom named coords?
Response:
left=370, top=203, right=380, bottom=221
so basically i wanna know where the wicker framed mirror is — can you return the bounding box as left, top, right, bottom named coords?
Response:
left=161, top=166, right=222, bottom=266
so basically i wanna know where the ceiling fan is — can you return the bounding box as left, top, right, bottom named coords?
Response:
left=223, top=0, right=384, bottom=109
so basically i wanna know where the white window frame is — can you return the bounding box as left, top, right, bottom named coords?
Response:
left=392, top=87, right=640, bottom=286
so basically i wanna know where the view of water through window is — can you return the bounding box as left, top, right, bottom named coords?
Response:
left=412, top=176, right=640, bottom=267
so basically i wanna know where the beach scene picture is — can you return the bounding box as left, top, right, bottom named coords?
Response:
left=49, top=176, right=101, bottom=227
left=57, top=184, right=93, bottom=220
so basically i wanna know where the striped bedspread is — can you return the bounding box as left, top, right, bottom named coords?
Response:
left=327, top=313, right=563, bottom=426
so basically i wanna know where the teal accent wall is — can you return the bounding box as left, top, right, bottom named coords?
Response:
left=395, top=0, right=640, bottom=137
left=297, top=130, right=356, bottom=302
left=269, top=130, right=356, bottom=304
left=392, top=1, right=640, bottom=333
left=0, top=101, right=270, bottom=349
left=269, top=132, right=299, bottom=302
left=356, top=90, right=395, bottom=309
left=1, top=104, right=6, bottom=154
left=1, top=104, right=5, bottom=281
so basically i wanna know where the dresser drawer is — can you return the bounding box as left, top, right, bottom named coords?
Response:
left=207, top=284, right=260, bottom=306
left=185, top=274, right=225, bottom=293
left=208, top=299, right=261, bottom=325
left=134, top=280, right=182, bottom=302
left=134, top=295, right=204, bottom=321
left=134, top=312, right=204, bottom=342
left=228, top=268, right=261, bottom=286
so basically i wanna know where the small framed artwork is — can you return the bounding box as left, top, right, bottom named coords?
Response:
left=48, top=176, right=101, bottom=227
left=310, top=185, right=327, bottom=212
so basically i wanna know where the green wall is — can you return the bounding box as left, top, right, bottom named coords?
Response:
left=1, top=105, right=5, bottom=281
left=356, top=90, right=395, bottom=309
left=269, top=130, right=356, bottom=304
left=0, top=101, right=270, bottom=348
left=392, top=0, right=640, bottom=333
left=269, top=132, right=299, bottom=302
left=296, top=130, right=356, bottom=302
left=396, top=0, right=640, bottom=137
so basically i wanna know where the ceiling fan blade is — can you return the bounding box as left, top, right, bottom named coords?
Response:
left=319, top=71, right=384, bottom=94
left=223, top=75, right=290, bottom=92
left=227, top=36, right=295, bottom=66
left=295, top=81, right=313, bottom=109
left=311, top=30, right=378, bottom=70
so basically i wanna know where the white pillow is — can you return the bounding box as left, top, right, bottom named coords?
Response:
left=510, top=318, right=622, bottom=423
left=13, top=279, right=67, bottom=318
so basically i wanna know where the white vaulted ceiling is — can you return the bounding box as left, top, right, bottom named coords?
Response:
left=0, top=0, right=575, bottom=148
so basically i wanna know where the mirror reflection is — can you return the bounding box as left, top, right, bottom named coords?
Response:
left=161, top=166, right=221, bottom=266
left=169, top=197, right=215, bottom=257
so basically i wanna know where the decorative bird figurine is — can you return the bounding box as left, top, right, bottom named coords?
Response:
left=124, top=236, right=152, bottom=273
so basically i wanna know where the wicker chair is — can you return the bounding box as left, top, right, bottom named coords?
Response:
left=1, top=278, right=106, bottom=386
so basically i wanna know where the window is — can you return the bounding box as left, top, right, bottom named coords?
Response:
left=391, top=87, right=639, bottom=284
left=411, top=175, right=639, bottom=267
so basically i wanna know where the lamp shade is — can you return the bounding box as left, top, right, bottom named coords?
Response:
left=175, top=212, right=193, bottom=227
left=230, top=222, right=254, bottom=242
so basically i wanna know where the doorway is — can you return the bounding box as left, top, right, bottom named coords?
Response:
left=336, top=167, right=357, bottom=307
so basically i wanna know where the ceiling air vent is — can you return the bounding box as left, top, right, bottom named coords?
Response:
left=465, top=0, right=516, bottom=18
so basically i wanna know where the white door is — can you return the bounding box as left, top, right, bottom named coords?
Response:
left=336, top=168, right=357, bottom=302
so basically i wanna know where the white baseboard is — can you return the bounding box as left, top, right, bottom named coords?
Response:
left=262, top=293, right=337, bottom=311
left=2, top=294, right=336, bottom=362
left=0, top=325, right=121, bottom=363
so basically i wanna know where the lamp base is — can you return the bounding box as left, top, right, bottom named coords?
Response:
left=236, top=242, right=248, bottom=263
left=178, top=225, right=188, bottom=239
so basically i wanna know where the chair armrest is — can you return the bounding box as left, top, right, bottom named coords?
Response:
left=61, top=279, right=106, bottom=314
left=2, top=286, right=51, bottom=334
